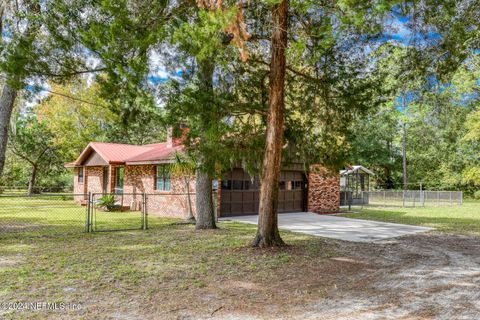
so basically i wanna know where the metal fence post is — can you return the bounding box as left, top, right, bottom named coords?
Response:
left=348, top=190, right=352, bottom=211
left=90, top=192, right=94, bottom=232
left=141, top=193, right=144, bottom=230
left=143, top=193, right=148, bottom=230
left=85, top=192, right=90, bottom=232
left=85, top=192, right=92, bottom=233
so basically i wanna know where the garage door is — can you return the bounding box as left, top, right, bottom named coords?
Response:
left=219, top=169, right=306, bottom=217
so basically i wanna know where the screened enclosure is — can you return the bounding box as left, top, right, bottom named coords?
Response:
left=340, top=165, right=374, bottom=206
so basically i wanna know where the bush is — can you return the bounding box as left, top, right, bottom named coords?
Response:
left=96, top=195, right=118, bottom=211
left=474, top=190, right=480, bottom=200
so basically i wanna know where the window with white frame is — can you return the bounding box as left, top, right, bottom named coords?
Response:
left=155, top=165, right=171, bottom=191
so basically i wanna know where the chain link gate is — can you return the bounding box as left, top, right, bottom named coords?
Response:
left=85, top=192, right=148, bottom=232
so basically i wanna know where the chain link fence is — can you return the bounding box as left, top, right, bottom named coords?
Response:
left=87, top=193, right=147, bottom=232
left=362, top=190, right=463, bottom=207
left=0, top=193, right=147, bottom=237
left=0, top=186, right=74, bottom=195
left=0, top=194, right=86, bottom=236
left=0, top=192, right=216, bottom=237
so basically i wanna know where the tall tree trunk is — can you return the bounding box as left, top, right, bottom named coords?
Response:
left=253, top=0, right=288, bottom=248
left=194, top=56, right=216, bottom=230
left=0, top=84, right=17, bottom=176
left=27, top=164, right=37, bottom=196
left=185, top=176, right=195, bottom=222
left=195, top=158, right=216, bottom=229
left=0, top=1, right=39, bottom=177
left=402, top=122, right=408, bottom=190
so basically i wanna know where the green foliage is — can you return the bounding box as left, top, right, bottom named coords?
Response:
left=9, top=0, right=477, bottom=198
left=172, top=8, right=238, bottom=62
left=96, top=195, right=117, bottom=212
left=350, top=44, right=480, bottom=193
left=5, top=114, right=61, bottom=192
left=35, top=81, right=116, bottom=160
left=42, top=0, right=170, bottom=143
left=170, top=152, right=196, bottom=178
left=474, top=191, right=480, bottom=201
left=463, top=167, right=480, bottom=187
left=8, top=115, right=55, bottom=168
left=348, top=104, right=402, bottom=187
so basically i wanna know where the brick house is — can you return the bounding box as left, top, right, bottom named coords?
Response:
left=66, top=132, right=340, bottom=218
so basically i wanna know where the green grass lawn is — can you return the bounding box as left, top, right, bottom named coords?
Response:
left=1, top=197, right=479, bottom=318
left=0, top=196, right=144, bottom=236
left=341, top=200, right=480, bottom=236
left=0, top=196, right=342, bottom=318
left=0, top=218, right=339, bottom=319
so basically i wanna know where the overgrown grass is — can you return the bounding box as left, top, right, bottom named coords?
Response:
left=341, top=200, right=480, bottom=236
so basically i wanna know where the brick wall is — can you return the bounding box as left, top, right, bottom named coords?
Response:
left=121, top=164, right=197, bottom=218
left=86, top=167, right=104, bottom=194
left=308, top=165, right=340, bottom=214
left=72, top=163, right=209, bottom=219
left=73, top=167, right=87, bottom=202
left=73, top=166, right=104, bottom=203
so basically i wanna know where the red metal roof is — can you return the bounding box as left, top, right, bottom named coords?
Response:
left=71, top=141, right=184, bottom=166
left=125, top=144, right=184, bottom=164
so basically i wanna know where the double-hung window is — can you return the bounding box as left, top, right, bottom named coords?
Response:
left=114, top=167, right=124, bottom=194
left=155, top=165, right=171, bottom=191
left=78, top=167, right=84, bottom=184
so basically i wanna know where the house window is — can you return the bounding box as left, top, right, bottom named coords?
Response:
left=286, top=181, right=293, bottom=190
left=78, top=167, right=84, bottom=184
left=232, top=180, right=243, bottom=190
left=293, top=181, right=304, bottom=190
left=155, top=165, right=171, bottom=191
left=114, top=167, right=124, bottom=194
left=221, top=180, right=232, bottom=190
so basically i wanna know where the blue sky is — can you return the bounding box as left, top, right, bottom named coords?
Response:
left=12, top=4, right=478, bottom=110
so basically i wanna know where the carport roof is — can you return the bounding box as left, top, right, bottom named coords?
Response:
left=340, top=165, right=374, bottom=176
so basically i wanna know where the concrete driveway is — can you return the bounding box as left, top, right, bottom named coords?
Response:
left=221, top=212, right=433, bottom=242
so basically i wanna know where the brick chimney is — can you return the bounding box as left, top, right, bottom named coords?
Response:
left=166, top=127, right=173, bottom=148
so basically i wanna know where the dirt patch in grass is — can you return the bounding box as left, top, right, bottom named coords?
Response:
left=301, top=233, right=480, bottom=320
left=0, top=220, right=478, bottom=319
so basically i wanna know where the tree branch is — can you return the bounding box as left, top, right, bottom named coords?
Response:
left=32, top=86, right=107, bottom=107
left=9, top=143, right=35, bottom=165
left=250, top=58, right=324, bottom=83
left=37, top=67, right=108, bottom=79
